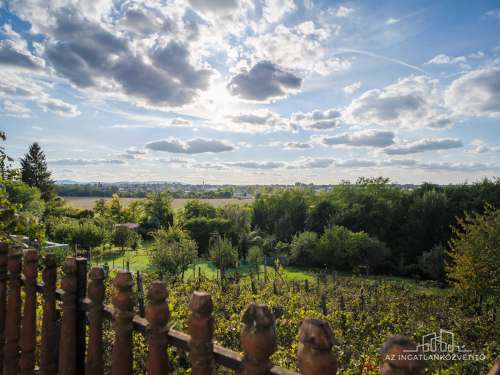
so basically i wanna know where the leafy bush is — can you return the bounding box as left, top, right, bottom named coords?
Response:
left=418, top=244, right=446, bottom=281
left=208, top=233, right=238, bottom=269
left=317, top=225, right=389, bottom=272
left=289, top=231, right=319, bottom=266
left=446, top=205, right=500, bottom=303
left=246, top=245, right=263, bottom=272
left=184, top=216, right=231, bottom=255
left=183, top=199, right=217, bottom=219
left=150, top=226, right=197, bottom=280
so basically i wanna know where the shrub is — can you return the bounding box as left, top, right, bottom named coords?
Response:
left=208, top=233, right=238, bottom=269
left=418, top=244, right=446, bottom=281
left=289, top=231, right=319, bottom=266
left=150, top=226, right=197, bottom=280
left=246, top=245, right=263, bottom=272
left=446, top=205, right=500, bottom=303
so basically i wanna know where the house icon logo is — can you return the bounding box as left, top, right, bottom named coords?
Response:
left=404, top=329, right=471, bottom=354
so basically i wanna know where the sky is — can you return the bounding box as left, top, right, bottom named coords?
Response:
left=0, top=0, right=499, bottom=185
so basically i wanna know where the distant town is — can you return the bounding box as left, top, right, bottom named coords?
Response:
left=55, top=180, right=421, bottom=198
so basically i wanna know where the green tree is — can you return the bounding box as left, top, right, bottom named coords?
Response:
left=150, top=226, right=197, bottom=280
left=446, top=205, right=500, bottom=303
left=289, top=231, right=320, bottom=266
left=208, top=233, right=238, bottom=270
left=418, top=244, right=446, bottom=281
left=141, top=191, right=174, bottom=233
left=183, top=199, right=216, bottom=219
left=0, top=131, right=15, bottom=180
left=246, top=245, right=264, bottom=273
left=184, top=216, right=231, bottom=254
left=112, top=226, right=138, bottom=252
left=109, top=193, right=124, bottom=222
left=20, top=142, right=54, bottom=201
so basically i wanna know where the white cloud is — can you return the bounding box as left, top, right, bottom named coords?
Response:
left=470, top=140, right=500, bottom=154
left=37, top=96, right=80, bottom=117
left=426, top=54, right=469, bottom=68
left=2, top=100, right=31, bottom=117
left=50, top=158, right=126, bottom=166
left=291, top=108, right=342, bottom=130
left=485, top=9, right=500, bottom=19
left=246, top=23, right=350, bottom=76
left=343, top=81, right=362, bottom=94
left=445, top=66, right=500, bottom=118
left=321, top=130, right=395, bottom=148
left=334, top=6, right=353, bottom=17
left=384, top=138, right=463, bottom=155
left=344, top=75, right=454, bottom=129
left=226, top=110, right=291, bottom=132
left=262, top=0, right=297, bottom=23
left=227, top=60, right=302, bottom=101
left=145, top=137, right=234, bottom=154
left=385, top=18, right=399, bottom=25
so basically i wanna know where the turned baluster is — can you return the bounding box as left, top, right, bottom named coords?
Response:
left=3, top=246, right=22, bottom=375
left=20, top=249, right=38, bottom=375
left=297, top=318, right=337, bottom=374
left=40, top=254, right=58, bottom=375
left=188, top=292, right=214, bottom=375
left=86, top=267, right=105, bottom=375
left=240, top=302, right=277, bottom=375
left=58, top=257, right=78, bottom=375
left=0, top=242, right=8, bottom=373
left=145, top=281, right=169, bottom=375
left=111, top=271, right=135, bottom=375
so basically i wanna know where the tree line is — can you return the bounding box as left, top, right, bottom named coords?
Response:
left=1, top=136, right=498, bottom=305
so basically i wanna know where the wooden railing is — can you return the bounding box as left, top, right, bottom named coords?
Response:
left=0, top=244, right=498, bottom=375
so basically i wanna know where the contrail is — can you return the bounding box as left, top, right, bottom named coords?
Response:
left=334, top=48, right=428, bottom=75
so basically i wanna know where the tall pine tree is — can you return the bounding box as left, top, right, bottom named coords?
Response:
left=20, top=142, right=54, bottom=201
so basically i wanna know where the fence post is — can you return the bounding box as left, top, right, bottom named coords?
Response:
left=145, top=281, right=169, bottom=375
left=0, top=242, right=8, bottom=374
left=240, top=303, right=276, bottom=374
left=76, top=257, right=87, bottom=375
left=111, top=270, right=134, bottom=375
left=20, top=249, right=38, bottom=375
left=40, top=254, right=58, bottom=375
left=3, top=246, right=22, bottom=375
left=136, top=271, right=145, bottom=317
left=58, top=257, right=78, bottom=375
left=188, top=292, right=213, bottom=375
left=297, top=318, right=337, bottom=374
left=86, top=267, right=105, bottom=375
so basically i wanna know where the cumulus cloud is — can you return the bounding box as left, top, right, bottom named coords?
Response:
left=0, top=26, right=44, bottom=70
left=145, top=137, right=234, bottom=154
left=470, top=140, right=500, bottom=154
left=344, top=75, right=454, bottom=129
left=188, top=0, right=238, bottom=14
left=384, top=138, right=463, bottom=155
left=343, top=81, right=362, bottom=94
left=41, top=5, right=214, bottom=107
left=37, top=97, right=80, bottom=117
left=2, top=100, right=31, bottom=117
left=227, top=110, right=291, bottom=132
left=426, top=54, right=468, bottom=66
left=226, top=161, right=286, bottom=169
left=262, top=0, right=297, bottom=23
left=321, top=130, right=395, bottom=148
left=227, top=60, right=302, bottom=101
left=269, top=141, right=312, bottom=149
left=291, top=108, right=342, bottom=130
left=245, top=22, right=350, bottom=76
left=334, top=6, right=354, bottom=17
left=445, top=66, right=500, bottom=118
left=49, top=158, right=126, bottom=166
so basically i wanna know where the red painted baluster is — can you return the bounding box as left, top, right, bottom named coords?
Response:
left=240, top=302, right=277, bottom=375
left=297, top=318, right=337, bottom=374
left=145, top=281, right=169, bottom=375
left=20, top=249, right=38, bottom=375
left=188, top=292, right=214, bottom=375
left=86, top=267, right=105, bottom=375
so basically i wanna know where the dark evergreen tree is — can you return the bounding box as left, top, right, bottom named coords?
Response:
left=20, top=142, right=54, bottom=201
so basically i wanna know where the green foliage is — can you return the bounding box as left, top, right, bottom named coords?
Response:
left=51, top=220, right=107, bottom=252
left=150, top=226, right=197, bottom=280
left=4, top=179, right=45, bottom=220
left=446, top=205, right=500, bottom=302
left=183, top=216, right=231, bottom=254
left=253, top=188, right=311, bottom=242
left=20, top=142, right=54, bottom=201
left=112, top=226, right=140, bottom=251
left=317, top=225, right=389, bottom=272
left=208, top=233, right=238, bottom=269
left=219, top=203, right=252, bottom=256
left=418, top=244, right=446, bottom=281
left=141, top=191, right=174, bottom=233
left=246, top=245, right=263, bottom=272
left=289, top=231, right=319, bottom=266
left=183, top=199, right=217, bottom=219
